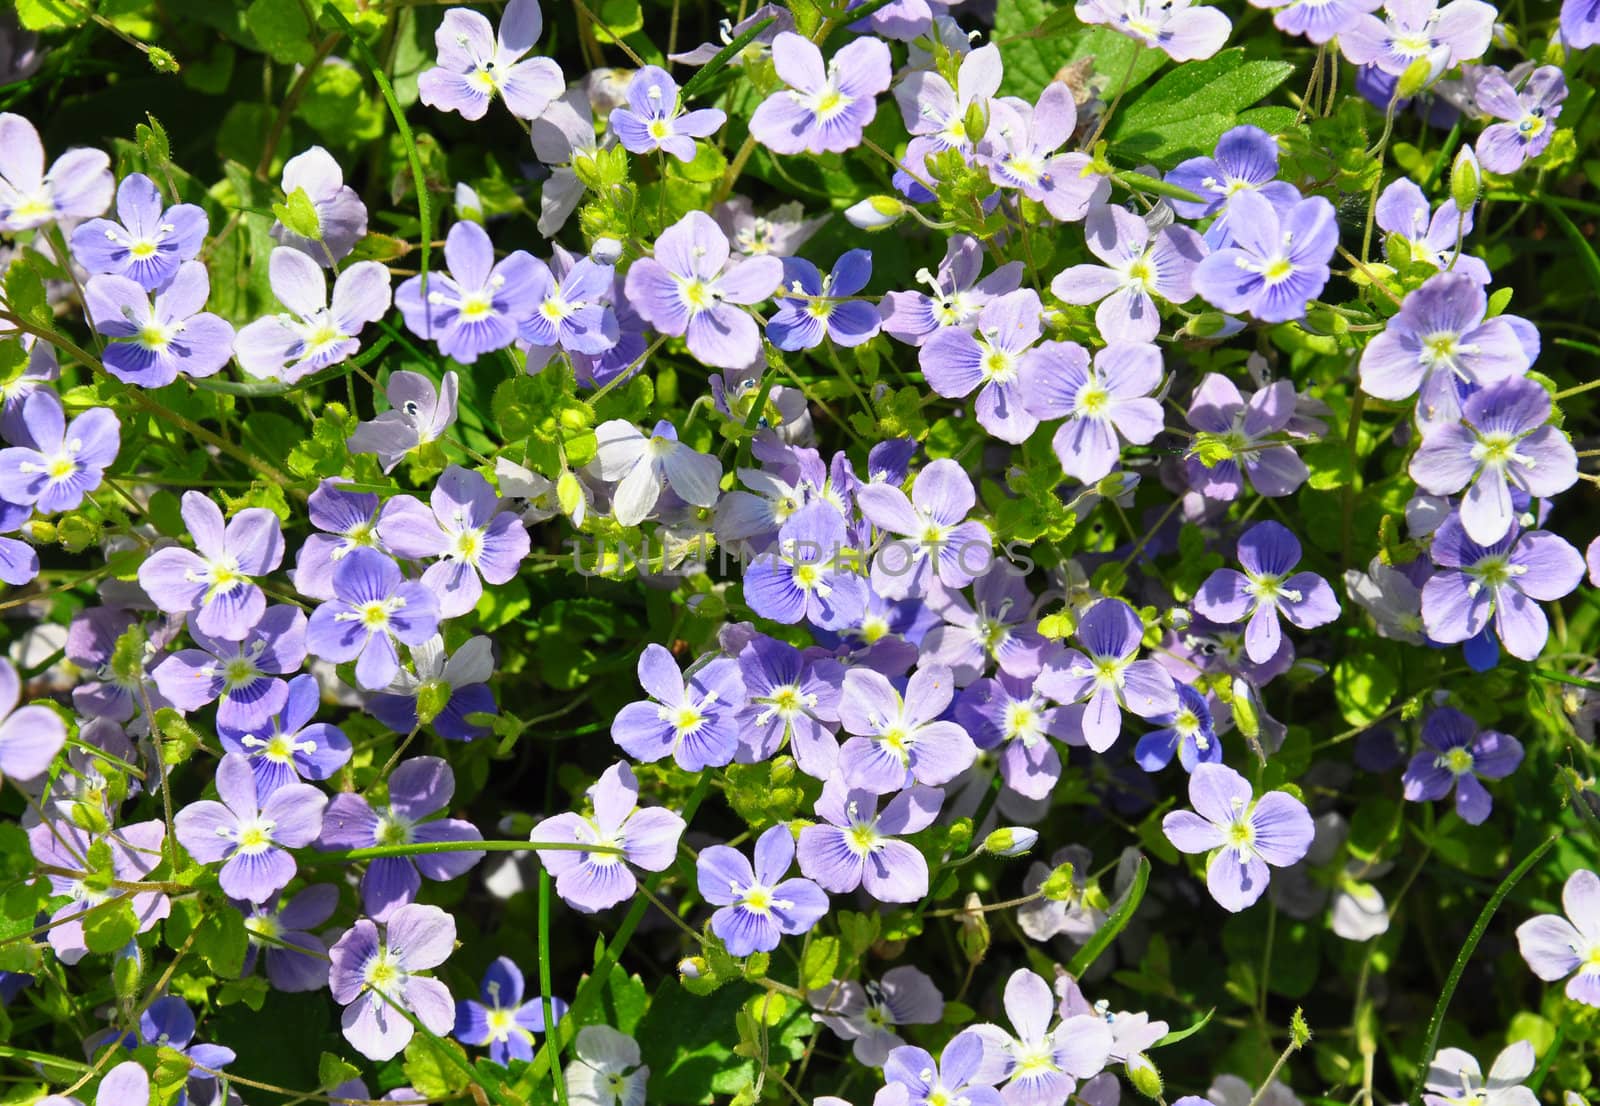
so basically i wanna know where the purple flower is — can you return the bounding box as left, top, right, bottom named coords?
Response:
left=1474, top=66, right=1566, bottom=174
left=968, top=969, right=1113, bottom=1106
left=895, top=42, right=1002, bottom=154
left=41, top=1061, right=149, bottom=1106
left=749, top=32, right=891, bottom=155
left=1036, top=598, right=1177, bottom=752
left=152, top=606, right=307, bottom=732
left=955, top=673, right=1074, bottom=800
left=0, top=336, right=59, bottom=445
left=589, top=418, right=723, bottom=526
left=0, top=389, right=118, bottom=514
left=978, top=86, right=1109, bottom=222
left=417, top=0, right=563, bottom=121
left=921, top=289, right=1042, bottom=443
left=796, top=776, right=942, bottom=902
left=1074, top=0, right=1231, bottom=59
left=347, top=370, right=459, bottom=474
left=233, top=248, right=391, bottom=383
left=671, top=4, right=794, bottom=64
left=1340, top=0, right=1496, bottom=75
left=610, top=66, right=726, bottom=161
left=698, top=824, right=828, bottom=956
left=921, top=565, right=1052, bottom=685
left=1401, top=706, right=1522, bottom=824
left=305, top=547, right=441, bottom=690
left=395, top=221, right=539, bottom=363
left=611, top=643, right=745, bottom=769
left=369, top=634, right=497, bottom=742
left=1133, top=684, right=1221, bottom=773
left=517, top=255, right=619, bottom=357
left=1420, top=515, right=1583, bottom=661
left=0, top=655, right=64, bottom=782
left=0, top=111, right=112, bottom=231
left=1161, top=762, right=1314, bottom=912
left=0, top=499, right=35, bottom=587
left=377, top=464, right=530, bottom=620
left=715, top=195, right=828, bottom=260
left=293, top=479, right=388, bottom=599
left=745, top=502, right=869, bottom=629
left=1053, top=204, right=1207, bottom=343
left=623, top=211, right=782, bottom=369
left=1374, top=178, right=1489, bottom=284
left=838, top=664, right=976, bottom=794
left=1246, top=0, right=1381, bottom=42
left=1194, top=521, right=1341, bottom=665
left=319, top=756, right=484, bottom=919
left=455, top=956, right=568, bottom=1065
left=28, top=819, right=168, bottom=964
left=1410, top=377, right=1577, bottom=545
left=1359, top=272, right=1535, bottom=423
left=857, top=458, right=993, bottom=599
left=1020, top=340, right=1164, bottom=484
left=85, top=261, right=235, bottom=387
left=69, top=172, right=206, bottom=291
left=1192, top=191, right=1337, bottom=324
left=1564, top=0, right=1600, bottom=46
left=270, top=146, right=369, bottom=266
left=1165, top=126, right=1302, bottom=243
left=329, top=903, right=457, bottom=1062
left=127, top=997, right=236, bottom=1104
left=1516, top=868, right=1600, bottom=1006
left=734, top=635, right=844, bottom=778
left=767, top=250, right=882, bottom=350
left=884, top=1033, right=1004, bottom=1106
left=218, top=672, right=352, bottom=801
left=811, top=965, right=944, bottom=1067
left=1184, top=373, right=1310, bottom=500
left=239, top=883, right=339, bottom=992
left=880, top=235, right=1024, bottom=346
left=173, top=752, right=327, bottom=903
left=530, top=761, right=687, bottom=913
left=65, top=607, right=168, bottom=723
left=138, top=493, right=284, bottom=641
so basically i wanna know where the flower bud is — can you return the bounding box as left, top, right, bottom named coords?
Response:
left=147, top=47, right=181, bottom=74
left=415, top=679, right=451, bottom=726
left=1396, top=47, right=1447, bottom=98
left=1450, top=146, right=1481, bottom=213
left=1127, top=1054, right=1163, bottom=1099
left=26, top=519, right=55, bottom=543
left=557, top=471, right=586, bottom=524
left=591, top=236, right=624, bottom=265
left=962, top=100, right=989, bottom=145
left=1041, top=860, right=1079, bottom=901
left=455, top=182, right=484, bottom=224
left=678, top=956, right=707, bottom=980
left=844, top=195, right=906, bottom=230
left=983, top=827, right=1039, bottom=857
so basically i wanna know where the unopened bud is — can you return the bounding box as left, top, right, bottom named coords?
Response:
left=1127, top=1054, right=1163, bottom=1099
left=591, top=236, right=623, bottom=265
left=1230, top=676, right=1261, bottom=741
left=1396, top=48, right=1446, bottom=98
left=962, top=100, right=989, bottom=145
left=146, top=46, right=181, bottom=74
left=983, top=827, right=1039, bottom=857
left=415, top=679, right=451, bottom=726
left=1041, top=861, right=1079, bottom=901
left=557, top=471, right=586, bottom=523
left=678, top=956, right=707, bottom=980
left=844, top=195, right=906, bottom=230
left=1450, top=146, right=1481, bottom=212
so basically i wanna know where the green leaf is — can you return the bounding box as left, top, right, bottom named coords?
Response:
left=1332, top=646, right=1399, bottom=727
left=1110, top=50, right=1296, bottom=163
left=318, top=1052, right=361, bottom=1090
left=800, top=935, right=839, bottom=991
left=680, top=16, right=778, bottom=101
left=246, top=0, right=316, bottom=64
left=402, top=1035, right=472, bottom=1099
left=298, top=65, right=386, bottom=147
left=83, top=898, right=139, bottom=954
left=15, top=0, right=88, bottom=31
left=3, top=256, right=53, bottom=332
left=196, top=907, right=249, bottom=978
left=271, top=187, right=323, bottom=241
left=993, top=1, right=1165, bottom=99
left=1066, top=855, right=1149, bottom=976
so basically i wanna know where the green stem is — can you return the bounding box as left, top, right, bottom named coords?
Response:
left=540, top=868, right=570, bottom=1106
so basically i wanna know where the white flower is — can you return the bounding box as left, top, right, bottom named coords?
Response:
left=565, top=1025, right=649, bottom=1106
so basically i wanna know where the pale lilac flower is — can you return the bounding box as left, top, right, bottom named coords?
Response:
left=1410, top=377, right=1577, bottom=545
left=956, top=674, right=1075, bottom=800
left=767, top=250, right=881, bottom=350
left=1340, top=0, right=1497, bottom=75
left=1374, top=177, right=1489, bottom=284
left=1162, top=762, right=1314, bottom=911
left=714, top=196, right=827, bottom=260
left=1053, top=204, right=1207, bottom=343
left=884, top=1033, right=1005, bottom=1106
left=1516, top=868, right=1600, bottom=1006
left=518, top=255, right=619, bottom=357
left=611, top=643, right=745, bottom=770
left=234, top=248, right=391, bottom=383
left=1021, top=341, right=1164, bottom=484
left=0, top=389, right=119, bottom=514
left=293, top=480, right=388, bottom=599
left=734, top=634, right=843, bottom=776
left=922, top=565, right=1053, bottom=685
left=920, top=289, right=1042, bottom=443
left=218, top=672, right=352, bottom=801
left=856, top=459, right=993, bottom=599
left=70, top=173, right=206, bottom=290
left=529, top=761, right=687, bottom=913
left=1402, top=706, right=1522, bottom=824
left=968, top=969, right=1114, bottom=1106
left=347, top=370, right=459, bottom=474
left=1075, top=0, right=1232, bottom=59
left=1421, top=1044, right=1538, bottom=1106
left=610, top=66, right=725, bottom=161
left=270, top=146, right=369, bottom=266
left=1420, top=515, right=1583, bottom=661
left=319, top=756, right=484, bottom=919
left=37, top=1061, right=149, bottom=1106
left=369, top=634, right=497, bottom=742
left=565, top=1026, right=649, bottom=1106
left=1246, top=0, right=1382, bottom=41
left=1036, top=598, right=1177, bottom=752
left=589, top=418, right=723, bottom=526
left=1564, top=0, right=1600, bottom=46
left=796, top=776, right=943, bottom=902
left=138, top=493, right=284, bottom=641
left=1134, top=683, right=1222, bottom=772
left=65, top=607, right=168, bottom=723
left=980, top=86, right=1109, bottom=222
left=880, top=235, right=1025, bottom=346
left=377, top=464, right=530, bottom=619
left=895, top=43, right=1003, bottom=154
left=1017, top=845, right=1105, bottom=943
left=0, top=499, right=35, bottom=587
left=395, top=221, right=539, bottom=363
left=838, top=664, right=977, bottom=794
left=1194, top=522, right=1341, bottom=664
left=238, top=883, right=339, bottom=992
left=0, top=335, right=59, bottom=445
left=454, top=956, right=567, bottom=1065
left=1344, top=556, right=1429, bottom=644
left=749, top=32, right=891, bottom=154
left=152, top=606, right=307, bottom=732
left=329, top=903, right=457, bottom=1062
left=85, top=261, right=235, bottom=387
left=1192, top=191, right=1338, bottom=324
left=810, top=965, right=944, bottom=1067
left=27, top=819, right=168, bottom=963
left=670, top=5, right=794, bottom=65
left=623, top=211, right=781, bottom=369
left=304, top=547, right=441, bottom=690
left=0, top=112, right=112, bottom=231
left=1475, top=66, right=1566, bottom=173
left=697, top=824, right=828, bottom=956
left=1165, top=126, right=1302, bottom=245
left=530, top=89, right=604, bottom=236
left=174, top=752, right=327, bottom=903
left=417, top=0, right=563, bottom=121
left=1184, top=373, right=1310, bottom=500
left=745, top=502, right=869, bottom=629
left=0, top=655, right=64, bottom=782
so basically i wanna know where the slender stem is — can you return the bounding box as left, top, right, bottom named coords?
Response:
left=1086, top=46, right=1144, bottom=149
left=539, top=868, right=570, bottom=1106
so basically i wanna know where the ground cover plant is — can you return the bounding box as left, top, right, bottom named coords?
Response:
left=1, top=0, right=1599, bottom=1103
